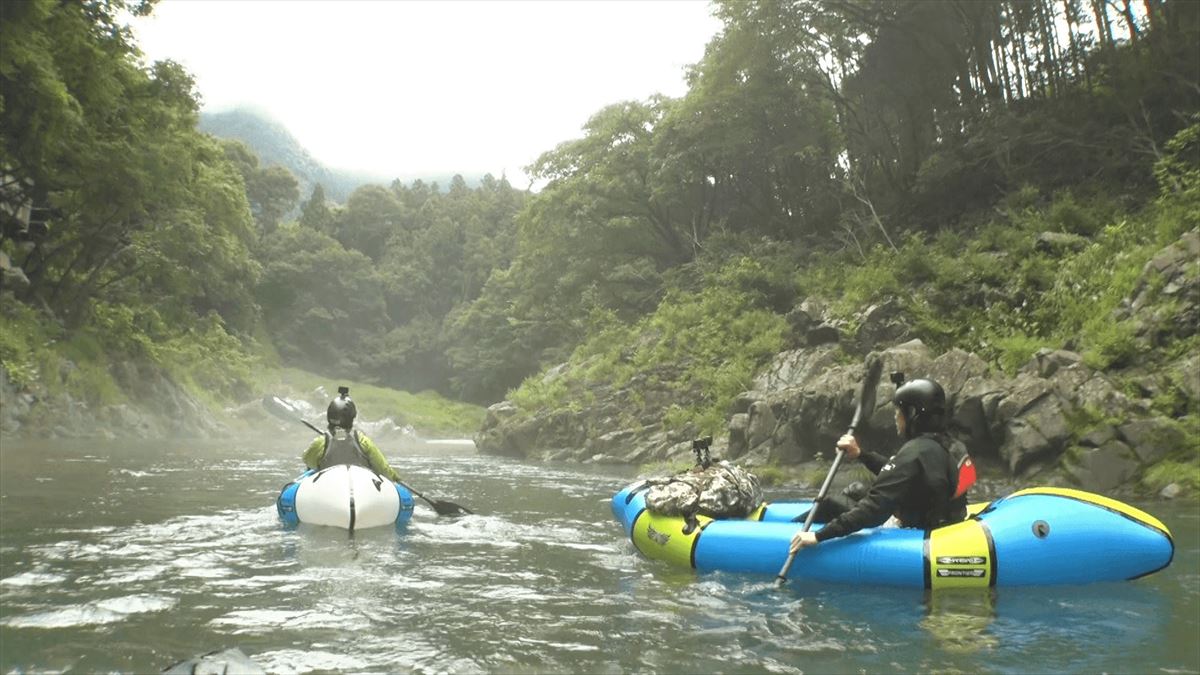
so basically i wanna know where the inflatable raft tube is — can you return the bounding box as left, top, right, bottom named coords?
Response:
left=277, top=464, right=415, bottom=530
left=612, top=482, right=1173, bottom=588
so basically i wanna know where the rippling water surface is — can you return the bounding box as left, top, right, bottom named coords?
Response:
left=1, top=438, right=1197, bottom=673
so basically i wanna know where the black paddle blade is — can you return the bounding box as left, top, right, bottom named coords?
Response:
left=848, top=356, right=885, bottom=432
left=430, top=500, right=473, bottom=517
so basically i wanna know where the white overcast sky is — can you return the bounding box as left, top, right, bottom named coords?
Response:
left=130, top=0, right=722, bottom=186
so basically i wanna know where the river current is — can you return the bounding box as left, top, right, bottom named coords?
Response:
left=1, top=438, right=1197, bottom=673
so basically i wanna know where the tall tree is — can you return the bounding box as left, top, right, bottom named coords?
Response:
left=299, top=184, right=334, bottom=232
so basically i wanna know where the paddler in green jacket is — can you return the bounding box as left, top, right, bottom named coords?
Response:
left=302, top=386, right=403, bottom=483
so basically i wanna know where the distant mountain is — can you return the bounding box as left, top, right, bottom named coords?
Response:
left=198, top=108, right=388, bottom=203
left=198, top=108, right=488, bottom=204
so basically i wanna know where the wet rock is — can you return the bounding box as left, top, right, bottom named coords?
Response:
left=1034, top=231, right=1089, bottom=254
left=1117, top=418, right=1188, bottom=465
left=727, top=413, right=749, bottom=459
left=1022, top=348, right=1083, bottom=378
left=1062, top=440, right=1140, bottom=493
left=745, top=400, right=776, bottom=450
left=854, top=300, right=912, bottom=352
left=1079, top=425, right=1117, bottom=448
left=1160, top=482, right=1184, bottom=499
left=0, top=251, right=30, bottom=292
left=162, top=647, right=265, bottom=675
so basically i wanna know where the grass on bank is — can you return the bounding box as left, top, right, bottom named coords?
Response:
left=0, top=297, right=483, bottom=438
left=265, top=367, right=484, bottom=437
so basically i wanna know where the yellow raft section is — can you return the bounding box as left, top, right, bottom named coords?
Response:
left=631, top=510, right=713, bottom=567
left=630, top=504, right=768, bottom=568
left=927, top=518, right=994, bottom=589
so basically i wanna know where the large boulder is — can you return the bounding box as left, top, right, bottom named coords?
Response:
left=1061, top=439, right=1141, bottom=494
left=0, top=251, right=30, bottom=293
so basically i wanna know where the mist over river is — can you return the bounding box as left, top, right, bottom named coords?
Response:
left=1, top=438, right=1197, bottom=673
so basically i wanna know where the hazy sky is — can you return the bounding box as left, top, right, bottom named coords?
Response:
left=130, top=0, right=722, bottom=187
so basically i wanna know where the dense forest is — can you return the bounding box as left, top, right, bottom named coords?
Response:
left=1, top=0, right=1197, bottom=450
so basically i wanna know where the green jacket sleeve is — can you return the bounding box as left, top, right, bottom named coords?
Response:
left=302, top=435, right=326, bottom=470
left=356, top=431, right=402, bottom=483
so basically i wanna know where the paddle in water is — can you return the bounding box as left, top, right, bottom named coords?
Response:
left=775, top=355, right=883, bottom=587
left=261, top=395, right=473, bottom=517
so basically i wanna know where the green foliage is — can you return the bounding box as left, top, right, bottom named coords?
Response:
left=1152, top=120, right=1200, bottom=242
left=636, top=459, right=694, bottom=477
left=0, top=300, right=52, bottom=389
left=1048, top=191, right=1101, bottom=236
left=299, top=184, right=334, bottom=232
left=507, top=257, right=788, bottom=436
left=1062, top=405, right=1116, bottom=440
left=989, top=334, right=1045, bottom=376
left=1142, top=461, right=1200, bottom=498
left=0, top=298, right=127, bottom=406
left=219, top=139, right=299, bottom=235
left=1081, top=322, right=1140, bottom=370
left=256, top=224, right=389, bottom=376
left=155, top=313, right=260, bottom=404
left=1140, top=416, right=1200, bottom=497
left=750, top=465, right=790, bottom=488
left=1154, top=118, right=1200, bottom=199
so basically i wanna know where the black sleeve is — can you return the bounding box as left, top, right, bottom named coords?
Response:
left=858, top=449, right=890, bottom=475
left=816, top=446, right=920, bottom=541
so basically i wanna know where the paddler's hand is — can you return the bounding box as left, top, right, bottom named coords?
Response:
left=836, top=434, right=861, bottom=459
left=789, top=530, right=818, bottom=554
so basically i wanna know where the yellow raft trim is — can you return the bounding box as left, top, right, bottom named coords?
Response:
left=926, top=519, right=995, bottom=590
left=1007, top=487, right=1170, bottom=537
left=748, top=503, right=768, bottom=521
left=631, top=509, right=715, bottom=569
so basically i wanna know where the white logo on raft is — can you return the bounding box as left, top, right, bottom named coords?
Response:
left=936, top=569, right=987, bottom=577
left=937, top=556, right=987, bottom=565
left=647, top=524, right=671, bottom=546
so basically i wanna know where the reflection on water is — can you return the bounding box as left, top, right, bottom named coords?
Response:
left=0, top=439, right=1197, bottom=673
left=923, top=588, right=999, bottom=655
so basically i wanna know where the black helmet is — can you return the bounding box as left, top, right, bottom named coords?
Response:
left=894, top=378, right=946, bottom=436
left=327, top=386, right=357, bottom=430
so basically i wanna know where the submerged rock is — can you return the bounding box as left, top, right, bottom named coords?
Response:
left=162, top=647, right=265, bottom=675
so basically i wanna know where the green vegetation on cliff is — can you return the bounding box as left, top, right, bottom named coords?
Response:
left=1, top=0, right=1196, bottom=475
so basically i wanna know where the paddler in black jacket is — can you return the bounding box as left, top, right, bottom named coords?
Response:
left=789, top=377, right=976, bottom=553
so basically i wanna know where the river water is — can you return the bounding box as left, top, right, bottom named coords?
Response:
left=1, top=438, right=1197, bottom=674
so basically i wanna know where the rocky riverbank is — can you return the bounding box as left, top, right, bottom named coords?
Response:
left=0, top=365, right=462, bottom=448
left=477, top=230, right=1199, bottom=499
left=0, top=360, right=226, bottom=440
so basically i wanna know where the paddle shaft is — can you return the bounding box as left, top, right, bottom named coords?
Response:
left=776, top=357, right=883, bottom=586
left=774, top=448, right=845, bottom=584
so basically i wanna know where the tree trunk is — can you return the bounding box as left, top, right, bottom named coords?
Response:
left=1063, top=0, right=1088, bottom=86
left=1091, top=0, right=1114, bottom=49
left=1119, top=0, right=1140, bottom=43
